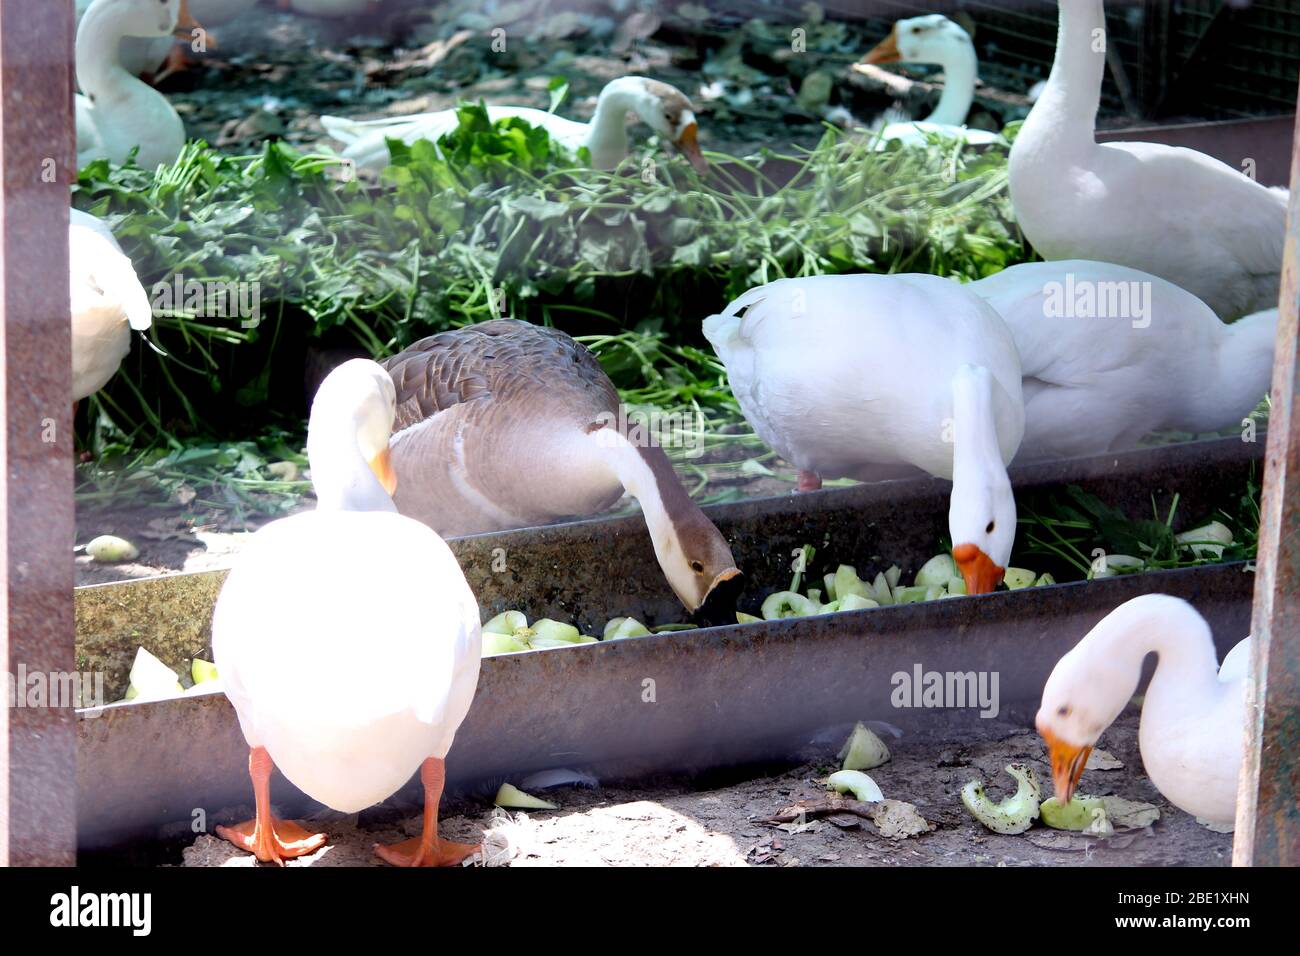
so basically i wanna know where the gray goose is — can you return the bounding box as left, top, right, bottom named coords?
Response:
left=382, top=320, right=740, bottom=613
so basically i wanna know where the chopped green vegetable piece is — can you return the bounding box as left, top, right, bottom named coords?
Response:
left=834, top=565, right=872, bottom=602
left=191, top=658, right=219, bottom=685
left=761, top=590, right=822, bottom=620
left=736, top=611, right=762, bottom=624
left=945, top=576, right=967, bottom=596
left=823, top=573, right=838, bottom=601
left=838, top=593, right=879, bottom=611
left=884, top=566, right=902, bottom=590
left=1175, top=520, right=1233, bottom=559
left=915, top=554, right=957, bottom=588
left=604, top=617, right=651, bottom=640
left=1040, top=795, right=1113, bottom=835
left=839, top=722, right=891, bottom=771
left=1002, top=567, right=1036, bottom=590
left=531, top=619, right=581, bottom=643
left=1090, top=554, right=1144, bottom=579
left=86, top=535, right=138, bottom=563
left=1033, top=572, right=1055, bottom=587
left=525, top=636, right=574, bottom=649
left=960, top=764, right=1041, bottom=834
left=484, top=610, right=528, bottom=635
left=124, top=646, right=183, bottom=703
left=871, top=572, right=895, bottom=605
left=827, top=770, right=884, bottom=802
left=494, top=783, right=558, bottom=810
left=482, top=631, right=528, bottom=655
left=893, top=585, right=930, bottom=604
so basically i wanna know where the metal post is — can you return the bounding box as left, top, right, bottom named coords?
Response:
left=1233, top=106, right=1300, bottom=866
left=0, top=0, right=77, bottom=865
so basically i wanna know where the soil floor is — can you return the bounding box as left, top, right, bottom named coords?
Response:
left=174, top=713, right=1231, bottom=868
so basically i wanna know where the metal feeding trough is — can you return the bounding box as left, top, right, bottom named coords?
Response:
left=74, top=437, right=1261, bottom=851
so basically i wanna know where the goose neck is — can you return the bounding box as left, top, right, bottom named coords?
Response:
left=926, top=44, right=977, bottom=126
left=1023, top=0, right=1105, bottom=148
left=77, top=2, right=138, bottom=100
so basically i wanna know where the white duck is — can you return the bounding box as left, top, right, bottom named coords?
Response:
left=382, top=320, right=740, bottom=614
left=321, top=76, right=707, bottom=174
left=213, top=359, right=482, bottom=866
left=76, top=0, right=186, bottom=171
left=1037, top=594, right=1248, bottom=829
left=859, top=14, right=1002, bottom=149
left=1009, top=0, right=1287, bottom=320
left=969, top=260, right=1277, bottom=462
left=703, top=274, right=1024, bottom=594
left=69, top=209, right=153, bottom=403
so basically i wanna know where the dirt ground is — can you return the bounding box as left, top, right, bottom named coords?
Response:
left=176, top=713, right=1231, bottom=868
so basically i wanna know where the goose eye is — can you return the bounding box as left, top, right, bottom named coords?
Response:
left=1057, top=705, right=1071, bottom=717
left=985, top=520, right=995, bottom=534
left=691, top=560, right=704, bottom=574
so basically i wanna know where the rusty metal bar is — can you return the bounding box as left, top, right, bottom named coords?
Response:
left=1234, top=88, right=1300, bottom=867
left=0, top=0, right=77, bottom=865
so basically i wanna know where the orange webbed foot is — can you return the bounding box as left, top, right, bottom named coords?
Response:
left=216, top=817, right=327, bottom=866
left=373, top=836, right=479, bottom=868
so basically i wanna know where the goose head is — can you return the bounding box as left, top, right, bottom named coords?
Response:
left=949, top=485, right=1015, bottom=595
left=1035, top=594, right=1211, bottom=804
left=84, top=0, right=183, bottom=38
left=307, top=359, right=399, bottom=511
left=1034, top=608, right=1147, bottom=804
left=947, top=364, right=1017, bottom=594
left=611, top=76, right=708, bottom=173
left=659, top=508, right=742, bottom=615
left=862, top=14, right=973, bottom=68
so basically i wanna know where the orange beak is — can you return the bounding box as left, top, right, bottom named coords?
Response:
left=675, top=122, right=708, bottom=174
left=368, top=447, right=398, bottom=496
left=862, top=27, right=901, bottom=65
left=1039, top=725, right=1092, bottom=804
left=952, top=543, right=1005, bottom=594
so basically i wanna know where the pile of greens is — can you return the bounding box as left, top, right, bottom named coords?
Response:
left=74, top=104, right=1025, bottom=447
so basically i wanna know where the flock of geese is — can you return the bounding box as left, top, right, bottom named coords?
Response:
left=69, top=0, right=1269, bottom=862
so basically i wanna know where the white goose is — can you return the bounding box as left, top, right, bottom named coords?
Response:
left=1009, top=0, right=1287, bottom=320
left=321, top=76, right=707, bottom=174
left=1037, top=594, right=1248, bottom=829
left=703, top=274, right=1024, bottom=594
left=969, top=260, right=1277, bottom=462
left=69, top=209, right=153, bottom=403
left=860, top=14, right=1002, bottom=148
left=76, top=0, right=186, bottom=171
left=213, top=360, right=482, bottom=866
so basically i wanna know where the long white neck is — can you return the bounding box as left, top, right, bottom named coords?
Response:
left=1021, top=0, right=1104, bottom=153
left=1183, top=309, right=1277, bottom=432
left=1073, top=597, right=1224, bottom=733
left=584, top=82, right=641, bottom=168
left=925, top=43, right=978, bottom=126
left=307, top=425, right=394, bottom=513
left=77, top=2, right=143, bottom=103
left=950, top=365, right=1010, bottom=488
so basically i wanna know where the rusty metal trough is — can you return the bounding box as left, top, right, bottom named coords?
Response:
left=75, top=437, right=1262, bottom=851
